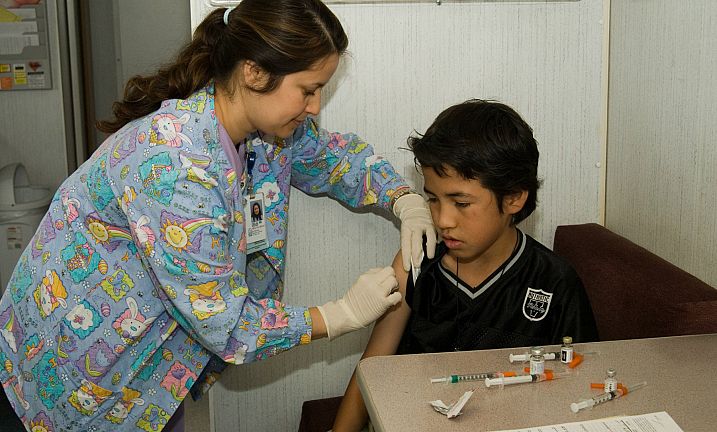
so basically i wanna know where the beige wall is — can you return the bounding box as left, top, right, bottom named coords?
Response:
left=606, top=1, right=717, bottom=288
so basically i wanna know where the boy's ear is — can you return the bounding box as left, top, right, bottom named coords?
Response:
left=503, top=190, right=528, bottom=216
left=241, top=60, right=269, bottom=89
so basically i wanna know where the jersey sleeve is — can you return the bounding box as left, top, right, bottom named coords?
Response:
left=552, top=267, right=600, bottom=343
left=110, top=123, right=311, bottom=366
left=289, top=118, right=411, bottom=210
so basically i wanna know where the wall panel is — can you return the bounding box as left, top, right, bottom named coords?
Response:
left=607, top=1, right=717, bottom=287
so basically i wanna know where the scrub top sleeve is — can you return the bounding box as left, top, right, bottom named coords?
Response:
left=113, top=140, right=311, bottom=365
left=290, top=118, right=412, bottom=210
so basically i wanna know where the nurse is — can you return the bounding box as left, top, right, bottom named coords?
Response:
left=0, top=0, right=436, bottom=430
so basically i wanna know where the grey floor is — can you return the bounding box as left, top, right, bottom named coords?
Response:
left=185, top=393, right=211, bottom=432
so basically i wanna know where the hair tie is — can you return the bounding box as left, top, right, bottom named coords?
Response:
left=223, top=7, right=235, bottom=26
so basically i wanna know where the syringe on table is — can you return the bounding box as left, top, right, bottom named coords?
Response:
left=431, top=371, right=517, bottom=384
left=570, top=381, right=648, bottom=413
left=484, top=371, right=571, bottom=388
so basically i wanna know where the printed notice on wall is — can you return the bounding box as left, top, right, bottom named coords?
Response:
left=492, top=411, right=684, bottom=432
left=6, top=226, right=23, bottom=249
left=0, top=0, right=51, bottom=91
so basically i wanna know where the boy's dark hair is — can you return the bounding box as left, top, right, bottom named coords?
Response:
left=407, top=99, right=540, bottom=224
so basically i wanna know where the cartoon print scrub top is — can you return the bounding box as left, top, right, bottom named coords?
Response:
left=0, top=84, right=411, bottom=431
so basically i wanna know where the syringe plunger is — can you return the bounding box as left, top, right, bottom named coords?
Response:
left=571, top=399, right=595, bottom=413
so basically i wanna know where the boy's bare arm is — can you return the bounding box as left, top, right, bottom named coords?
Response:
left=332, top=251, right=413, bottom=432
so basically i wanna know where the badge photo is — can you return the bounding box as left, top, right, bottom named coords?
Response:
left=244, top=194, right=268, bottom=254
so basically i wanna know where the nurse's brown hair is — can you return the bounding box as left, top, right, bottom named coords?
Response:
left=97, top=0, right=348, bottom=133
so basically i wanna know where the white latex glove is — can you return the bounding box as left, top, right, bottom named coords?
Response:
left=317, top=267, right=401, bottom=340
left=393, top=193, right=437, bottom=271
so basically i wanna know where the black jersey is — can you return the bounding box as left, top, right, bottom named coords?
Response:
left=397, top=230, right=598, bottom=354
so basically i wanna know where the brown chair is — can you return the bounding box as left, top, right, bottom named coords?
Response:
left=553, top=223, right=717, bottom=341
left=298, top=396, right=343, bottom=432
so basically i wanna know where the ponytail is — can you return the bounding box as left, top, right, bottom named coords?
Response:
left=97, top=9, right=227, bottom=133
left=97, top=0, right=348, bottom=134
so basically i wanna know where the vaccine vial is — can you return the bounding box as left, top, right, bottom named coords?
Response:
left=529, top=347, right=545, bottom=374
left=561, top=336, right=574, bottom=363
left=604, top=368, right=618, bottom=392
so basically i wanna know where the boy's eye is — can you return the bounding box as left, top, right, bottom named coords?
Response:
left=455, top=202, right=470, bottom=208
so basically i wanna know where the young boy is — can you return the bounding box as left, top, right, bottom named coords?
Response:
left=331, top=100, right=599, bottom=431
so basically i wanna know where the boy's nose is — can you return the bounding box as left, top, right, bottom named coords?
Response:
left=435, top=209, right=456, bottom=230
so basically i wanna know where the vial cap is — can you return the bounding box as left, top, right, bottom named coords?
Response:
left=562, top=336, right=573, bottom=344
left=531, top=346, right=544, bottom=355
left=607, top=368, right=616, bottom=377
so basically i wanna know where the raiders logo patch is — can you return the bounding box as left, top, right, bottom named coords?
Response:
left=522, top=287, right=552, bottom=321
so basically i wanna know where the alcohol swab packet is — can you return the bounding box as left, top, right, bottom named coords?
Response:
left=429, top=389, right=475, bottom=419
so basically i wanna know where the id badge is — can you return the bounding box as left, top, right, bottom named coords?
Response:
left=244, top=193, right=269, bottom=254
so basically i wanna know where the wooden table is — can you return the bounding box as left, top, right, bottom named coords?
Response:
left=356, top=333, right=717, bottom=431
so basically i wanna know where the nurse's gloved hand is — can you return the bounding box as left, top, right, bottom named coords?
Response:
left=317, top=267, right=401, bottom=340
left=393, top=193, right=437, bottom=271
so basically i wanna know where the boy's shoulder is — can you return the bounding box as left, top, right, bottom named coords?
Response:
left=522, top=233, right=579, bottom=277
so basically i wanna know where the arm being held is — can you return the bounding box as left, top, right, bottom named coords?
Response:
left=316, top=267, right=401, bottom=341
left=332, top=251, right=413, bottom=432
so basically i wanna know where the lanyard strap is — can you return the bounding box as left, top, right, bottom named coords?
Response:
left=246, top=142, right=256, bottom=197
left=245, top=131, right=264, bottom=197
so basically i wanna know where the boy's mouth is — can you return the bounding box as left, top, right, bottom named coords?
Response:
left=442, top=235, right=462, bottom=248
